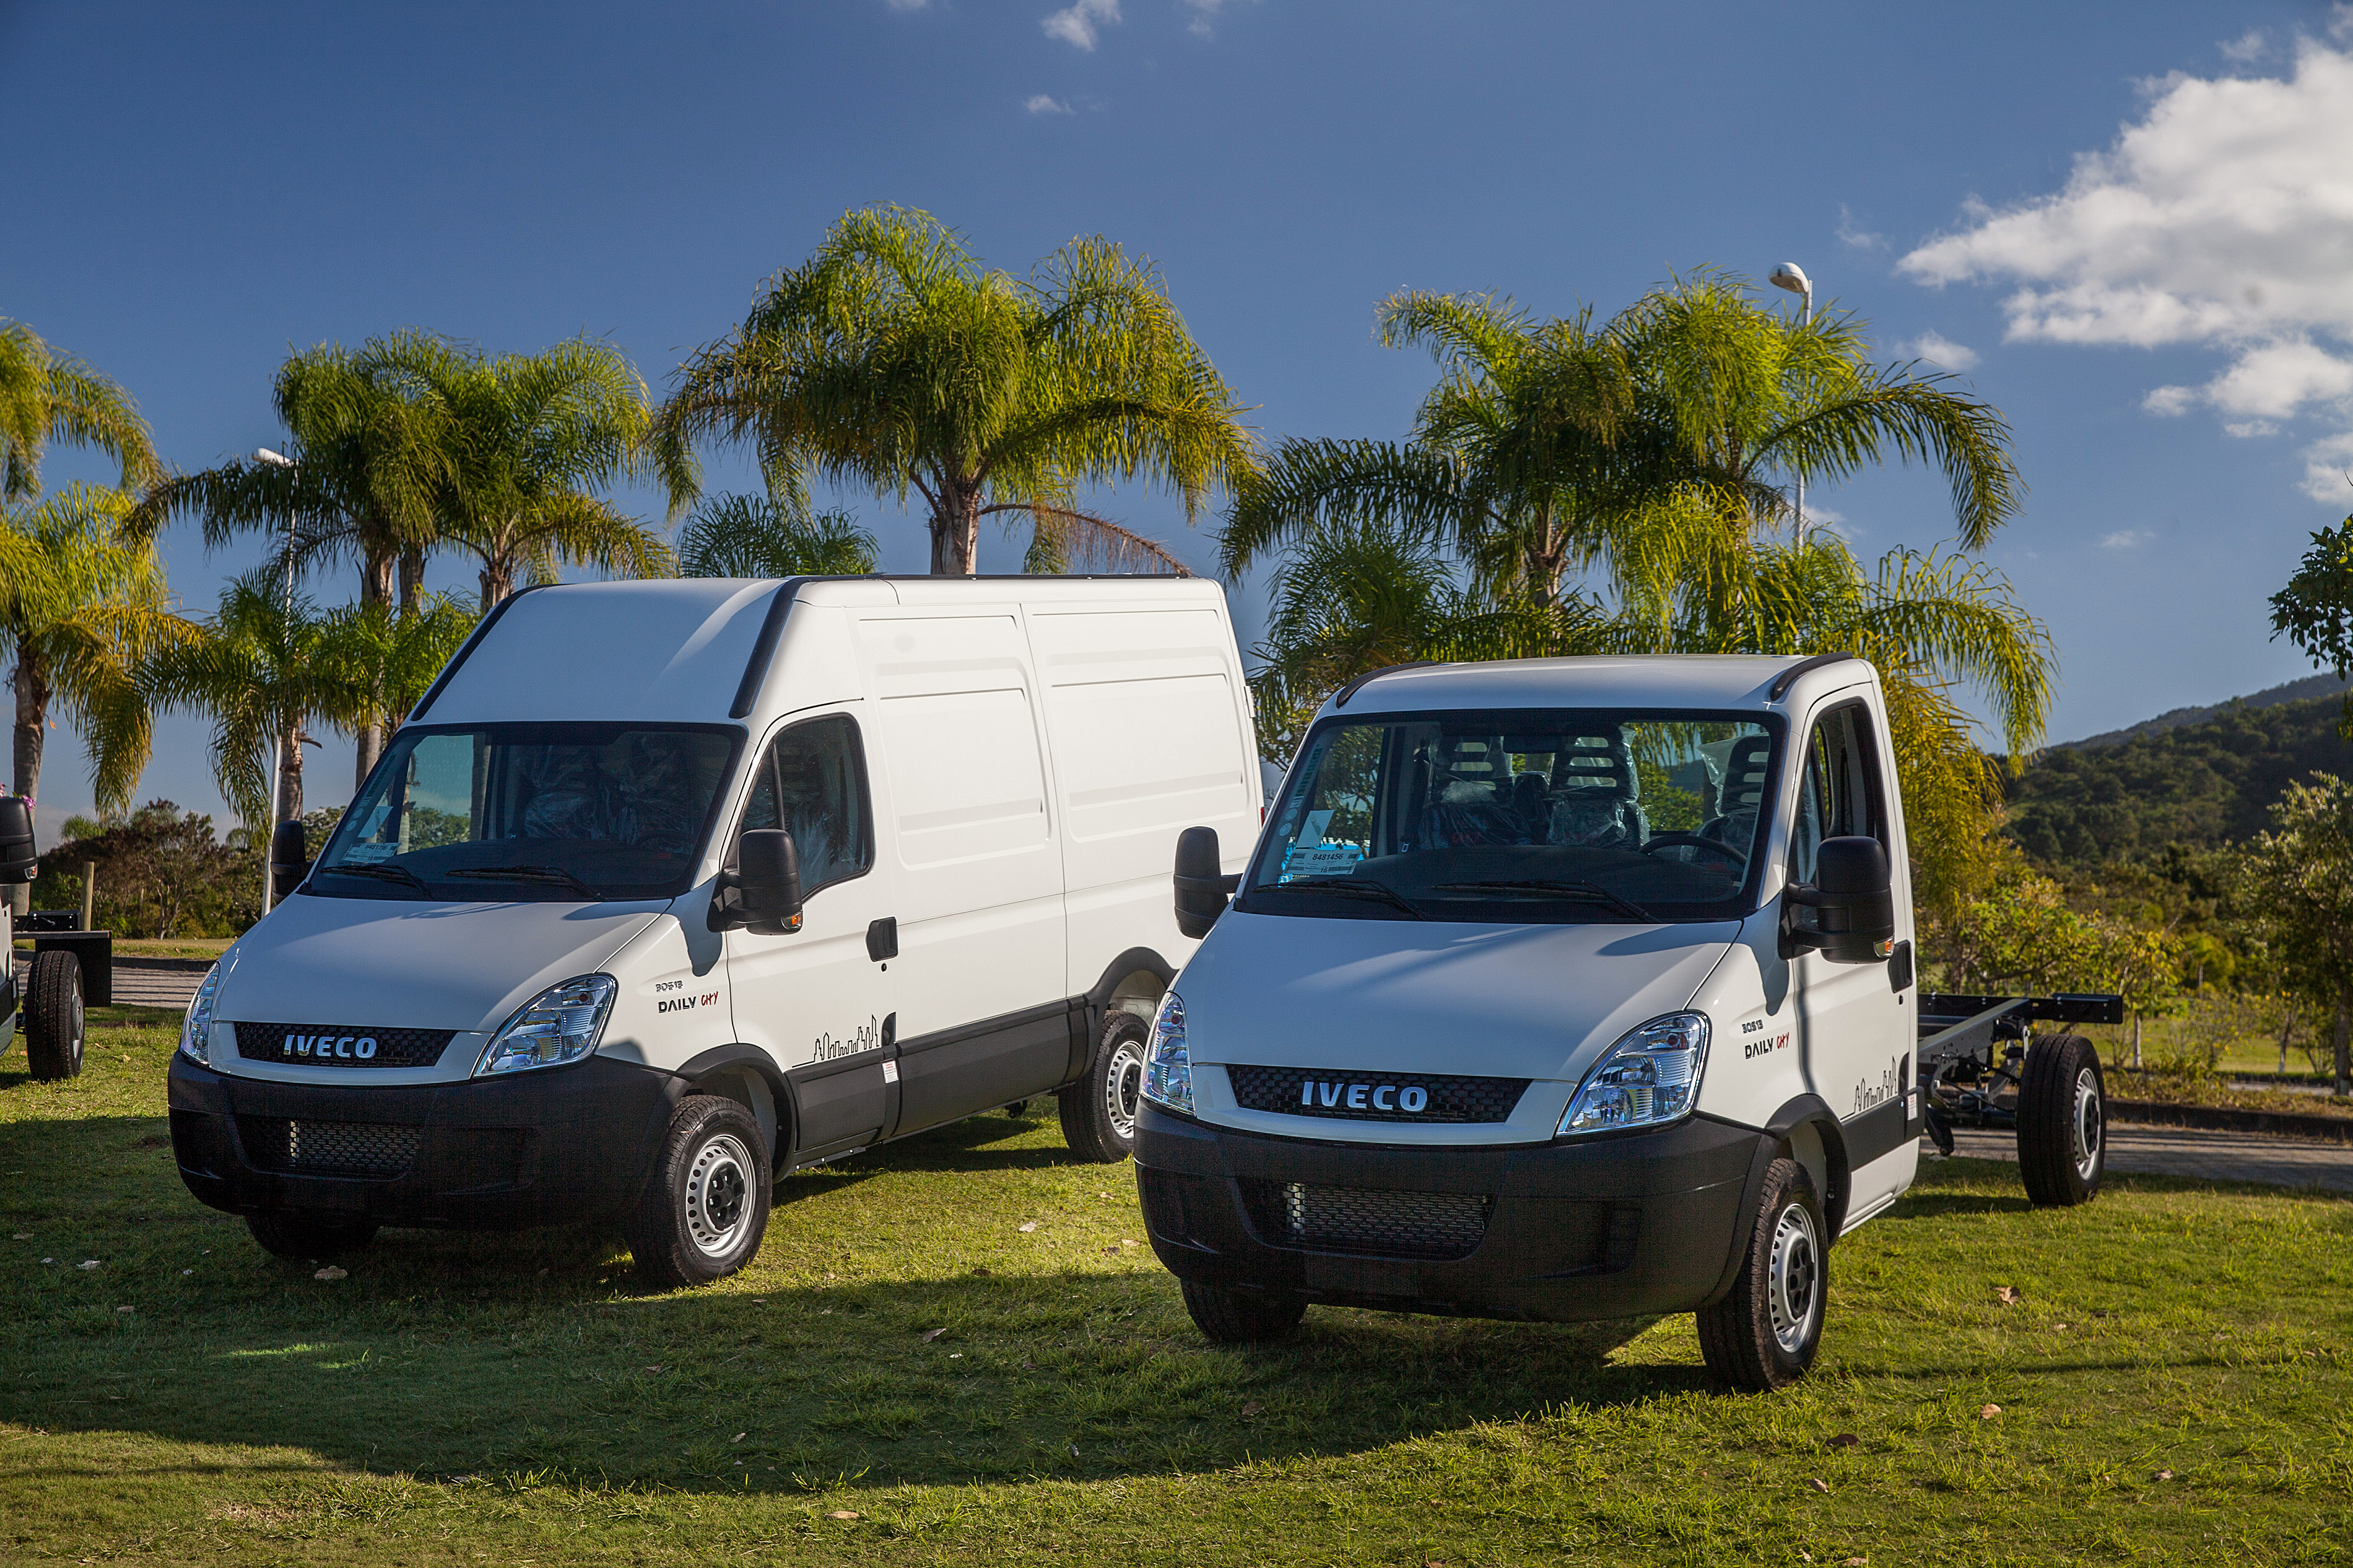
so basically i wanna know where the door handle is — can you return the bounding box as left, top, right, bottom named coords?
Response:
left=866, top=916, right=898, bottom=963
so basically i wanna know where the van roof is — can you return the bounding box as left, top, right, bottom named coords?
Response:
left=1319, top=654, right=1878, bottom=719
left=413, top=574, right=1229, bottom=727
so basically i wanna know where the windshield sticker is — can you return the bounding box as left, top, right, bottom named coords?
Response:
left=1281, top=842, right=1363, bottom=881
left=1300, top=809, right=1334, bottom=844
left=339, top=842, right=399, bottom=863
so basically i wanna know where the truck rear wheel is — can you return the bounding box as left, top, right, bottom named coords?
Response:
left=1058, top=1010, right=1147, bottom=1163
left=246, top=1210, right=380, bottom=1259
left=2017, top=1033, right=2105, bottom=1206
left=24, top=949, right=85, bottom=1081
left=628, top=1094, right=772, bottom=1288
left=1179, top=1279, right=1307, bottom=1343
left=1698, top=1156, right=1825, bottom=1392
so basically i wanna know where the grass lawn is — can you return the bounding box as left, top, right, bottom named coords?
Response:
left=3, top=1011, right=2350, bottom=1566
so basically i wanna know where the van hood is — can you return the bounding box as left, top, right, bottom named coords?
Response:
left=210, top=891, right=668, bottom=1036
left=1175, top=909, right=1738, bottom=1141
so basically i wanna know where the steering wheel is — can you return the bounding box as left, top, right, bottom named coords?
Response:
left=1641, top=832, right=1747, bottom=867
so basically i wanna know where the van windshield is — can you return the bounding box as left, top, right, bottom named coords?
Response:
left=305, top=722, right=744, bottom=903
left=1240, top=709, right=1778, bottom=924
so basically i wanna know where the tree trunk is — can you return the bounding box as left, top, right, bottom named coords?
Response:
left=277, top=721, right=307, bottom=825
left=480, top=558, right=516, bottom=607
left=399, top=547, right=426, bottom=618
left=11, top=651, right=46, bottom=805
left=2334, top=997, right=2350, bottom=1099
left=353, top=545, right=396, bottom=790
left=930, top=484, right=981, bottom=575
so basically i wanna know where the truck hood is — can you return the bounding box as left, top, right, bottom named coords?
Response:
left=209, top=891, right=668, bottom=1036
left=1175, top=908, right=1739, bottom=1142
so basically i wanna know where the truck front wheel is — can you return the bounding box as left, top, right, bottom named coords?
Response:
left=1179, top=1280, right=1307, bottom=1343
left=246, top=1211, right=380, bottom=1259
left=1698, top=1157, right=1825, bottom=1391
left=24, top=949, right=85, bottom=1081
left=628, top=1094, right=772, bottom=1288
left=2017, top=1033, right=2105, bottom=1207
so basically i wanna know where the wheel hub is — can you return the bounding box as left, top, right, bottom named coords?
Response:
left=1767, top=1200, right=1820, bottom=1356
left=1105, top=1040, right=1144, bottom=1139
left=2072, top=1066, right=2103, bottom=1180
left=684, top=1133, right=754, bottom=1258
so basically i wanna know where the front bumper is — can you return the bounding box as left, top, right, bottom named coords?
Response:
left=167, top=1052, right=680, bottom=1230
left=1135, top=1103, right=1764, bottom=1323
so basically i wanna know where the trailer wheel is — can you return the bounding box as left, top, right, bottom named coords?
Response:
left=1179, top=1279, right=1307, bottom=1343
left=1058, top=1010, right=1147, bottom=1163
left=2017, top=1033, right=2104, bottom=1206
left=246, top=1210, right=379, bottom=1259
left=24, top=949, right=85, bottom=1081
left=1698, top=1157, right=1825, bottom=1392
left=627, top=1094, right=772, bottom=1288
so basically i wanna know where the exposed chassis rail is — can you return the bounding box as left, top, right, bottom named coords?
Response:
left=1915, top=991, right=2123, bottom=1154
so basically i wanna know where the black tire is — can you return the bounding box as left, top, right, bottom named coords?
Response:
left=246, top=1210, right=380, bottom=1260
left=2017, top=1033, right=2104, bottom=1207
left=1180, top=1279, right=1307, bottom=1344
left=24, top=949, right=85, bottom=1081
left=627, top=1094, right=772, bottom=1288
left=1058, top=1010, right=1148, bottom=1163
left=1697, top=1157, right=1827, bottom=1392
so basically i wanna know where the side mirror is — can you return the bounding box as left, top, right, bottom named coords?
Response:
left=1173, top=826, right=1238, bottom=940
left=1783, top=834, right=1897, bottom=963
left=0, top=796, right=36, bottom=885
left=269, top=820, right=311, bottom=900
left=736, top=828, right=804, bottom=935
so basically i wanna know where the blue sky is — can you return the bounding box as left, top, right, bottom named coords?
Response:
left=6, top=0, right=2351, bottom=833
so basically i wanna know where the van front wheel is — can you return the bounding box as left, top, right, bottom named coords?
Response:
left=628, top=1095, right=772, bottom=1288
left=1180, top=1280, right=1307, bottom=1343
left=1059, top=1011, right=1148, bottom=1163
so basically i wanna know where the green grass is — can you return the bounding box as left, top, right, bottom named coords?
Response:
left=3, top=1013, right=2351, bottom=1566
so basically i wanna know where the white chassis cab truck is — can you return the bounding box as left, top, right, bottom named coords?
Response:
left=168, top=576, right=1259, bottom=1285
left=1136, top=653, right=2117, bottom=1390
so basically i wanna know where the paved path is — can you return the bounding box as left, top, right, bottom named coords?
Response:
left=1942, top=1125, right=2353, bottom=1194
left=12, top=956, right=202, bottom=1011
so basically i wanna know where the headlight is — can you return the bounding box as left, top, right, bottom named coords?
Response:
left=1557, top=1012, right=1710, bottom=1137
left=1141, top=991, right=1193, bottom=1115
left=178, top=962, right=224, bottom=1064
left=474, top=975, right=618, bottom=1077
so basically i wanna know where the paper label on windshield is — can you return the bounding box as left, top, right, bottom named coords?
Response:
left=1282, top=842, right=1363, bottom=881
left=341, top=842, right=399, bottom=863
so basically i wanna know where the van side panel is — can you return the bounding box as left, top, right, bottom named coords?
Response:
left=1026, top=600, right=1261, bottom=1002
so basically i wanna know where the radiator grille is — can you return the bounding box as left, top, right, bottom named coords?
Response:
left=233, top=1022, right=456, bottom=1069
left=1242, top=1180, right=1494, bottom=1260
left=239, top=1117, right=420, bottom=1179
left=1225, top=1064, right=1529, bottom=1123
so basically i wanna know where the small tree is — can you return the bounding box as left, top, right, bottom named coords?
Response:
left=2269, top=514, right=2353, bottom=737
left=2239, top=773, right=2353, bottom=1096
left=49, top=802, right=253, bottom=938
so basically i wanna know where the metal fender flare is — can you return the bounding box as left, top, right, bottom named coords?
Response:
left=1697, top=1094, right=1853, bottom=1308
left=667, top=1042, right=792, bottom=1167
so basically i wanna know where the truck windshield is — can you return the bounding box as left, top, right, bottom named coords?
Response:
left=1240, top=709, right=1778, bottom=924
left=305, top=722, right=744, bottom=903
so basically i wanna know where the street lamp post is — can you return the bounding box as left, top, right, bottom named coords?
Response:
left=1768, top=262, right=1814, bottom=550
left=254, top=447, right=295, bottom=914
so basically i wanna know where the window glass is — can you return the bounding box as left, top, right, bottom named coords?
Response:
left=1243, top=709, right=1776, bottom=925
left=1790, top=704, right=1885, bottom=884
left=751, top=714, right=872, bottom=898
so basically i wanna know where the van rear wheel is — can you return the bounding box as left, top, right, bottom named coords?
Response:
left=1059, top=1011, right=1148, bottom=1163
left=1697, top=1156, right=1825, bottom=1392
left=628, top=1094, right=772, bottom=1288
left=1180, top=1280, right=1307, bottom=1343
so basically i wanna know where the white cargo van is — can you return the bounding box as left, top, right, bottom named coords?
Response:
left=1137, top=653, right=2112, bottom=1390
left=169, top=576, right=1259, bottom=1284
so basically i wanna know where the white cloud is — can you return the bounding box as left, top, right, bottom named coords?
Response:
left=2303, top=430, right=2353, bottom=502
left=1897, top=37, right=2353, bottom=503
left=1836, top=205, right=1885, bottom=252
left=2224, top=420, right=2279, bottom=438
left=1024, top=93, right=1072, bottom=114
left=1179, top=0, right=1257, bottom=38
left=1799, top=505, right=1861, bottom=544
left=2100, top=529, right=2154, bottom=550
left=1907, top=331, right=1980, bottom=371
left=885, top=0, right=931, bottom=9
left=1042, top=0, right=1119, bottom=49
left=2219, top=28, right=2268, bottom=63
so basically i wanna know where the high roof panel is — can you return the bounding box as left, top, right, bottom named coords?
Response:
left=1328, top=656, right=1876, bottom=716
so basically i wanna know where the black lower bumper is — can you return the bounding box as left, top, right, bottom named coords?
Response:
left=167, top=1052, right=681, bottom=1230
left=1134, top=1103, right=1765, bottom=1323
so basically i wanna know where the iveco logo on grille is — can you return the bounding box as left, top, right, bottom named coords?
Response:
left=1299, top=1080, right=1431, bottom=1114
left=282, top=1033, right=378, bottom=1061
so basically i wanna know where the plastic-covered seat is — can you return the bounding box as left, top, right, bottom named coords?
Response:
left=1419, top=800, right=1530, bottom=849
left=1698, top=734, right=1774, bottom=854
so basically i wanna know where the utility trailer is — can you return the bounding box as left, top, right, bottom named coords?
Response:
left=1916, top=991, right=2125, bottom=1206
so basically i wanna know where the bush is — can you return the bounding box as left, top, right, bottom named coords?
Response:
left=36, top=801, right=259, bottom=938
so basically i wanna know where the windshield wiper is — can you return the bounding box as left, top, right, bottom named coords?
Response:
left=1432, top=878, right=1657, bottom=922
left=444, top=864, right=602, bottom=899
left=1256, top=875, right=1425, bottom=919
left=317, top=860, right=430, bottom=894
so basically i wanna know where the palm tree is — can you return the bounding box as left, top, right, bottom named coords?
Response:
left=321, top=593, right=479, bottom=741
left=677, top=494, right=879, bottom=578
left=0, top=320, right=162, bottom=503
left=0, top=484, right=190, bottom=815
left=652, top=206, right=1253, bottom=575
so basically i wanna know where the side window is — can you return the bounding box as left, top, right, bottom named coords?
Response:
left=741, top=714, right=872, bottom=899
left=1790, top=703, right=1885, bottom=885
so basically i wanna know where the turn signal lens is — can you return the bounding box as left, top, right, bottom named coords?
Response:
left=474, top=974, right=617, bottom=1077
left=1141, top=992, right=1193, bottom=1116
left=1557, top=1012, right=1711, bottom=1137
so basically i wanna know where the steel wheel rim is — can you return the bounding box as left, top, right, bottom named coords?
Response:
left=684, top=1132, right=754, bottom=1258
left=2072, top=1066, right=2103, bottom=1180
left=1105, top=1038, right=1145, bottom=1140
left=1767, top=1200, right=1821, bottom=1356
left=67, top=977, right=84, bottom=1070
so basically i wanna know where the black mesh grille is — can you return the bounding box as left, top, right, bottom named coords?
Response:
left=1225, top=1064, right=1529, bottom=1123
left=233, top=1022, right=456, bottom=1069
left=1240, top=1180, right=1494, bottom=1260
left=239, top=1117, right=421, bottom=1179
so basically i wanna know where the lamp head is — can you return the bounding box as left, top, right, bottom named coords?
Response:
left=1769, top=262, right=1812, bottom=297
left=254, top=448, right=295, bottom=468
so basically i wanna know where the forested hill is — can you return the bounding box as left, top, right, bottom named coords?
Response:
left=2005, top=691, right=2353, bottom=867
